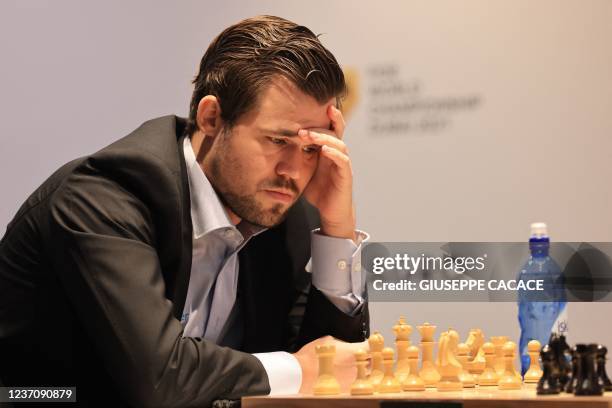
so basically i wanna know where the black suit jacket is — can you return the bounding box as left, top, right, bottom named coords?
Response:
left=0, top=116, right=369, bottom=407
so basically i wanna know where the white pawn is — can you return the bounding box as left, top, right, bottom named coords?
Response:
left=524, top=340, right=543, bottom=383
left=498, top=342, right=521, bottom=390
left=477, top=342, right=499, bottom=386
left=402, top=345, right=425, bottom=391
left=351, top=348, right=374, bottom=395
left=378, top=347, right=402, bottom=393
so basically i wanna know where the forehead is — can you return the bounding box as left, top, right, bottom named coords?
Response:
left=237, top=76, right=335, bottom=132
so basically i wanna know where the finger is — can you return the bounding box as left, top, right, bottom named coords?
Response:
left=320, top=145, right=352, bottom=178
left=298, top=129, right=348, bottom=154
left=328, top=105, right=346, bottom=139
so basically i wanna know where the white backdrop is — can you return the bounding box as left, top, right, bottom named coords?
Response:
left=1, top=0, right=611, bottom=360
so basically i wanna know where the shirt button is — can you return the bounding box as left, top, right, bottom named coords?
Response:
left=354, top=262, right=362, bottom=272
left=337, top=260, right=348, bottom=270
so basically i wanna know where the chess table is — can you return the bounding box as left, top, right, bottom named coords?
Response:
left=242, top=387, right=612, bottom=407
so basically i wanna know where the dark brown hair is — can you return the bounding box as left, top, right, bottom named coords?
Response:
left=186, top=15, right=346, bottom=135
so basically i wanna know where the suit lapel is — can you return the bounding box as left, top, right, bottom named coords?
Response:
left=171, top=123, right=193, bottom=319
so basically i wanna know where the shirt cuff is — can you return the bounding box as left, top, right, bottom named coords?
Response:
left=252, top=351, right=302, bottom=395
left=307, top=229, right=369, bottom=315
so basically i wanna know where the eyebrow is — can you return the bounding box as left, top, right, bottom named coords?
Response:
left=259, top=128, right=299, bottom=137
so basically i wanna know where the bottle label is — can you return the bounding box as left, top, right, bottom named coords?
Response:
left=552, top=303, right=568, bottom=336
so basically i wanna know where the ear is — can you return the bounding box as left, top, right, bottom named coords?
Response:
left=195, top=95, right=224, bottom=137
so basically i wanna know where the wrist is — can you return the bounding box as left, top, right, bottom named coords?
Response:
left=293, top=351, right=310, bottom=394
left=320, top=208, right=357, bottom=242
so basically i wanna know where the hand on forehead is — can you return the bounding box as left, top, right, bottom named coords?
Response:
left=254, top=77, right=337, bottom=132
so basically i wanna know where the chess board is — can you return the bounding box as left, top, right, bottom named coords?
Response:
left=243, top=318, right=612, bottom=407
left=243, top=387, right=612, bottom=407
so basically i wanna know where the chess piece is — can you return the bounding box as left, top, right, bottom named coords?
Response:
left=465, top=329, right=486, bottom=376
left=558, top=334, right=573, bottom=389
left=498, top=342, right=521, bottom=390
left=596, top=345, right=612, bottom=392
left=477, top=342, right=499, bottom=386
left=402, top=345, right=425, bottom=391
left=393, top=316, right=413, bottom=383
left=456, top=342, right=476, bottom=388
left=537, top=344, right=561, bottom=395
left=435, top=330, right=448, bottom=368
left=524, top=340, right=543, bottom=383
left=351, top=348, right=374, bottom=395
left=313, top=344, right=340, bottom=395
left=491, top=336, right=509, bottom=376
left=436, top=329, right=463, bottom=391
left=378, top=347, right=402, bottom=393
left=417, top=322, right=441, bottom=387
left=465, top=328, right=485, bottom=361
left=549, top=333, right=572, bottom=389
left=565, top=345, right=579, bottom=393
left=368, top=331, right=385, bottom=389
left=574, top=344, right=603, bottom=396
left=506, top=341, right=522, bottom=382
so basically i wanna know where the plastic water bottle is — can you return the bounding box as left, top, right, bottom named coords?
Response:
left=518, top=222, right=568, bottom=375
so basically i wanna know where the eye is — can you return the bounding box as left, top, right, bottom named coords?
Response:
left=268, top=137, right=287, bottom=146
left=303, top=145, right=321, bottom=154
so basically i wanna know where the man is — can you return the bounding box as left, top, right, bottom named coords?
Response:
left=0, top=15, right=369, bottom=407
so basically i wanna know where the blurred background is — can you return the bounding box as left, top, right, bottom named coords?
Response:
left=1, top=0, right=611, bottom=364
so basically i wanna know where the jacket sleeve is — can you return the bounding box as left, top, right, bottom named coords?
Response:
left=281, top=200, right=370, bottom=351
left=294, top=285, right=370, bottom=350
left=47, top=168, right=269, bottom=407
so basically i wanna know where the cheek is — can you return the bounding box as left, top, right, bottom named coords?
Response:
left=223, top=138, right=270, bottom=183
left=300, top=156, right=319, bottom=185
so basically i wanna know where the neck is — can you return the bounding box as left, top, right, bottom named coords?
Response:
left=225, top=207, right=242, bottom=226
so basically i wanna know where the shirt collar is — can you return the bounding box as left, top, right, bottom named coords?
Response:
left=183, top=136, right=266, bottom=240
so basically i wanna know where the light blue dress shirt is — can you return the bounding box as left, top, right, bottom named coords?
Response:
left=181, top=137, right=367, bottom=394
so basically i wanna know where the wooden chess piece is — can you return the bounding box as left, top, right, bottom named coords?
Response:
left=465, top=329, right=486, bottom=377
left=596, top=345, right=612, bottom=392
left=548, top=333, right=571, bottom=389
left=491, top=335, right=509, bottom=376
left=368, top=331, right=385, bottom=389
left=499, top=342, right=522, bottom=390
left=417, top=322, right=441, bottom=387
left=393, top=316, right=413, bottom=384
left=351, top=348, right=374, bottom=396
left=313, top=344, right=340, bottom=395
left=378, top=347, right=402, bottom=393
left=402, top=345, right=425, bottom=391
left=436, top=329, right=463, bottom=391
left=557, top=334, right=572, bottom=389
left=477, top=342, right=499, bottom=386
left=506, top=341, right=522, bottom=381
left=465, top=328, right=485, bottom=361
left=574, top=344, right=603, bottom=396
left=537, top=344, right=561, bottom=395
left=524, top=340, right=543, bottom=383
left=456, top=342, right=476, bottom=388
left=565, top=345, right=579, bottom=393
left=435, top=331, right=448, bottom=369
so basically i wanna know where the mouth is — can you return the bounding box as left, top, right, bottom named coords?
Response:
left=263, top=189, right=295, bottom=203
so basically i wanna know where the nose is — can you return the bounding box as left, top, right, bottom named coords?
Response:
left=275, top=144, right=303, bottom=181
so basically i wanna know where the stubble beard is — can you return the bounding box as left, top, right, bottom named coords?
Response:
left=209, top=151, right=292, bottom=228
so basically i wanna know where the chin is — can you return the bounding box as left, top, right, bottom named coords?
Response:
left=253, top=206, right=291, bottom=228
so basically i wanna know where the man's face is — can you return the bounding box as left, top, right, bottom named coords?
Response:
left=203, top=77, right=335, bottom=228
